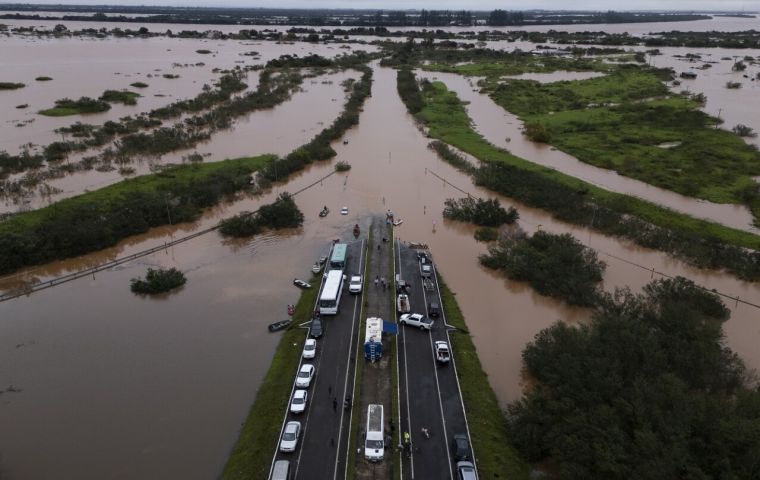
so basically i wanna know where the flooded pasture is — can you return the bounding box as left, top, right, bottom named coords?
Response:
left=1, top=26, right=760, bottom=480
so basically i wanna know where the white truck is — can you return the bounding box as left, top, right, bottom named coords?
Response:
left=364, top=404, right=385, bottom=462
left=397, top=294, right=410, bottom=314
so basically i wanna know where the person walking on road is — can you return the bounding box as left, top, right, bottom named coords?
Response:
left=333, top=397, right=338, bottom=412
left=374, top=276, right=379, bottom=288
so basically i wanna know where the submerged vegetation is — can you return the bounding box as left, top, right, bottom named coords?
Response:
left=218, top=193, right=304, bottom=237
left=402, top=73, right=760, bottom=280
left=39, top=96, right=111, bottom=116
left=0, top=82, right=25, bottom=90
left=130, top=267, right=186, bottom=294
left=509, top=277, right=760, bottom=479
left=443, top=196, right=519, bottom=227
left=481, top=230, right=605, bottom=306
left=100, top=89, right=140, bottom=105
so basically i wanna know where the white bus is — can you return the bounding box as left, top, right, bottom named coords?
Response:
left=318, top=269, right=344, bottom=315
left=364, top=404, right=384, bottom=462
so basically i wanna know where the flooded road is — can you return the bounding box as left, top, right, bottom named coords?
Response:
left=418, top=70, right=760, bottom=233
left=2, top=61, right=760, bottom=479
left=1, top=24, right=760, bottom=478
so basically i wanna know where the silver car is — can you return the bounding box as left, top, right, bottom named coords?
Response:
left=279, top=421, right=302, bottom=453
left=296, top=364, right=315, bottom=388
left=290, top=389, right=308, bottom=414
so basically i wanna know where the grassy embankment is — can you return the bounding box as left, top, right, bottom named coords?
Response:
left=417, top=80, right=760, bottom=252
left=220, top=273, right=320, bottom=480
left=439, top=277, right=530, bottom=479
left=484, top=67, right=760, bottom=219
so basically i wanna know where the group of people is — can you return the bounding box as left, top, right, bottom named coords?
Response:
left=374, top=275, right=388, bottom=290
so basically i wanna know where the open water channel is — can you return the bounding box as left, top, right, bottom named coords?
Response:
left=1, top=19, right=760, bottom=479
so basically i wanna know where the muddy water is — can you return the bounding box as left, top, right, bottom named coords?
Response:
left=5, top=70, right=353, bottom=213
left=2, top=63, right=760, bottom=480
left=418, top=70, right=760, bottom=233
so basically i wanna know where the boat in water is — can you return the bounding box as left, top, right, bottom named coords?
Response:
left=319, top=206, right=330, bottom=217
left=268, top=319, right=292, bottom=332
left=312, top=262, right=323, bottom=274
left=293, top=278, right=311, bottom=289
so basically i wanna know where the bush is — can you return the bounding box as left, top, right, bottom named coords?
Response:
left=35, top=76, right=53, bottom=81
left=524, top=121, right=553, bottom=143
left=100, top=90, right=140, bottom=105
left=130, top=82, right=149, bottom=88
left=397, top=68, right=424, bottom=114
left=218, top=192, right=304, bottom=237
left=0, top=82, right=24, bottom=90
left=130, top=267, right=186, bottom=294
left=507, top=277, right=760, bottom=479
left=443, top=196, right=519, bottom=226
left=474, top=227, right=498, bottom=242
left=335, top=161, right=351, bottom=172
left=733, top=124, right=757, bottom=137
left=480, top=230, right=605, bottom=306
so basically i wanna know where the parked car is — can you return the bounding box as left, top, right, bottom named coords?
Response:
left=456, top=461, right=478, bottom=480
left=349, top=275, right=363, bottom=294
left=435, top=341, right=451, bottom=364
left=290, top=389, right=308, bottom=414
left=302, top=338, right=317, bottom=359
left=428, top=301, right=441, bottom=317
left=451, top=434, right=472, bottom=461
left=279, top=421, right=302, bottom=453
left=399, top=313, right=434, bottom=330
left=296, top=364, right=315, bottom=388
left=310, top=318, right=323, bottom=338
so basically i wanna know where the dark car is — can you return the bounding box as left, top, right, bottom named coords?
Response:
left=428, top=301, right=441, bottom=318
left=451, top=434, right=472, bottom=461
left=310, top=318, right=323, bottom=338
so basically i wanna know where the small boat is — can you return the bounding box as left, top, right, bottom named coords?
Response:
left=353, top=224, right=360, bottom=238
left=393, top=219, right=403, bottom=226
left=293, top=278, right=311, bottom=289
left=319, top=206, right=330, bottom=218
left=340, top=206, right=349, bottom=215
left=312, top=262, right=322, bottom=274
left=268, top=319, right=291, bottom=332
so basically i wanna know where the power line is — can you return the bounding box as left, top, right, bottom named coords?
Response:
left=0, top=169, right=338, bottom=303
left=425, top=169, right=760, bottom=311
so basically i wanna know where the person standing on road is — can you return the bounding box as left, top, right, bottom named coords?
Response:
left=333, top=398, right=338, bottom=412
left=374, top=277, right=379, bottom=288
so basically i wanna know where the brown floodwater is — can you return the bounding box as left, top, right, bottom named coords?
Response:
left=418, top=70, right=760, bottom=233
left=1, top=41, right=760, bottom=480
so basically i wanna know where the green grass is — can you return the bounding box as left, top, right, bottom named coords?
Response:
left=439, top=277, right=530, bottom=480
left=418, top=81, right=760, bottom=250
left=485, top=66, right=760, bottom=216
left=490, top=68, right=669, bottom=115
left=220, top=273, right=319, bottom=480
left=423, top=56, right=606, bottom=80
left=0, top=155, right=274, bottom=235
left=38, top=107, right=80, bottom=116
left=100, top=89, right=140, bottom=105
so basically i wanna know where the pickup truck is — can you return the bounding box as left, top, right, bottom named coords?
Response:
left=399, top=313, right=434, bottom=330
left=397, top=294, right=410, bottom=314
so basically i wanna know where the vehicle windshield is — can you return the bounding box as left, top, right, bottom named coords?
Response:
left=305, top=344, right=315, bottom=351
left=366, top=440, right=384, bottom=449
left=283, top=432, right=296, bottom=441
left=298, top=371, right=309, bottom=377
left=293, top=397, right=304, bottom=404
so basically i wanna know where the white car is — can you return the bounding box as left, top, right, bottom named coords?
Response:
left=399, top=313, right=434, bottom=330
left=296, top=364, right=315, bottom=388
left=290, top=389, right=308, bottom=414
left=435, top=341, right=451, bottom=363
left=340, top=206, right=349, bottom=215
left=279, top=421, right=302, bottom=453
left=302, top=338, right=317, bottom=359
left=349, top=275, right=362, bottom=294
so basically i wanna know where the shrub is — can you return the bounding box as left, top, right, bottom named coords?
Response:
left=196, top=49, right=212, bottom=54
left=474, top=226, right=498, bottom=242
left=130, top=82, right=149, bottom=88
left=443, top=196, right=519, bottom=226
left=130, top=267, right=186, bottom=294
left=219, top=192, right=304, bottom=237
left=100, top=90, right=140, bottom=105
left=397, top=68, right=424, bottom=114
left=35, top=76, right=53, bottom=81
left=335, top=161, right=351, bottom=171
left=480, top=230, right=605, bottom=306
left=732, top=124, right=757, bottom=137
left=0, top=82, right=24, bottom=90
left=524, top=121, right=553, bottom=143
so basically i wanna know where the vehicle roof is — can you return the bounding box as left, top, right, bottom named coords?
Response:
left=305, top=338, right=316, bottom=345
left=285, top=421, right=301, bottom=429
left=299, top=364, right=314, bottom=372
left=350, top=275, right=362, bottom=280
left=294, top=389, right=307, bottom=398
left=435, top=341, right=449, bottom=348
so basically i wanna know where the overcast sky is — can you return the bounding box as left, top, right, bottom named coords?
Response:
left=12, top=0, right=760, bottom=11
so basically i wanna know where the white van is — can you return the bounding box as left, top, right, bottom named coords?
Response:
left=271, top=459, right=290, bottom=480
left=364, top=404, right=385, bottom=462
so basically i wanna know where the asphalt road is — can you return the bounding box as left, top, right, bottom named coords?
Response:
left=270, top=238, right=366, bottom=480
left=396, top=240, right=474, bottom=480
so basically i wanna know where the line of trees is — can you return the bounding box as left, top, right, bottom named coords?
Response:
left=218, top=192, right=304, bottom=237
left=443, top=196, right=519, bottom=227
